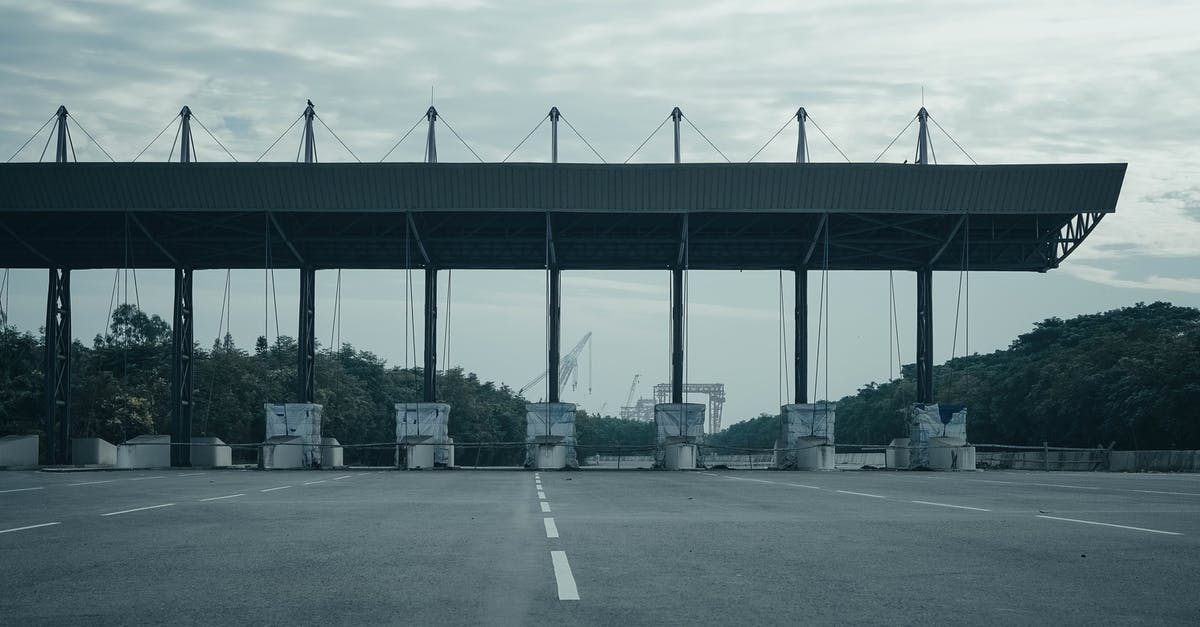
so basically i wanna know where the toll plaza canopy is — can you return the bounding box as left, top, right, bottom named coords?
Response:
left=0, top=161, right=1125, bottom=271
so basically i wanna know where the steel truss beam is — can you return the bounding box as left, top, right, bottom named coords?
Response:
left=916, top=268, right=933, bottom=403
left=424, top=267, right=438, bottom=401
left=298, top=268, right=316, bottom=402
left=171, top=268, right=194, bottom=466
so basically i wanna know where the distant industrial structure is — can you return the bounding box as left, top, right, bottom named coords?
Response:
left=619, top=380, right=726, bottom=434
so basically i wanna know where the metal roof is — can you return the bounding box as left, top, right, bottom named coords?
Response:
left=0, top=162, right=1125, bottom=271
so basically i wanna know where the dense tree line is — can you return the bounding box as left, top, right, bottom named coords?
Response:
left=3, top=302, right=1198, bottom=456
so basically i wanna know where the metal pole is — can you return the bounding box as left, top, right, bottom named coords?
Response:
left=424, top=266, right=438, bottom=401
left=794, top=268, right=808, bottom=404
left=916, top=267, right=933, bottom=403
left=298, top=267, right=316, bottom=402
left=549, top=107, right=560, bottom=163
left=425, top=106, right=438, bottom=163
left=302, top=101, right=316, bottom=164
left=670, top=107, right=682, bottom=164
left=43, top=268, right=71, bottom=464
left=671, top=266, right=684, bottom=404
left=796, top=107, right=808, bottom=164
left=916, top=107, right=930, bottom=165
left=54, top=106, right=69, bottom=163
left=548, top=268, right=561, bottom=403
left=179, top=106, right=193, bottom=163
left=171, top=268, right=194, bottom=466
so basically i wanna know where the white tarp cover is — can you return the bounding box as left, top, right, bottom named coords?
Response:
left=524, top=402, right=578, bottom=468
left=265, top=403, right=323, bottom=467
left=778, top=403, right=836, bottom=468
left=654, top=403, right=705, bottom=466
left=395, top=403, right=451, bottom=465
left=908, top=403, right=967, bottom=468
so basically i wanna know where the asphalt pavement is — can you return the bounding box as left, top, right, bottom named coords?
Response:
left=2, top=467, right=1199, bottom=625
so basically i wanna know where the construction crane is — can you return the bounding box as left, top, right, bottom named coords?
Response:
left=618, top=374, right=641, bottom=420
left=519, top=332, right=592, bottom=398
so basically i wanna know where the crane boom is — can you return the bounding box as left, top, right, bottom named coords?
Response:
left=519, top=332, right=592, bottom=398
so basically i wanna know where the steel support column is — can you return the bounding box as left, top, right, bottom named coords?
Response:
left=794, top=268, right=808, bottom=404
left=671, top=266, right=684, bottom=404
left=548, top=268, right=561, bottom=403
left=298, top=267, right=315, bottom=403
left=424, top=267, right=438, bottom=402
left=916, top=267, right=933, bottom=403
left=43, top=268, right=71, bottom=465
left=171, top=268, right=194, bottom=466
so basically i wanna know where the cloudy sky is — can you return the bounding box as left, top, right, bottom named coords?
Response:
left=2, top=0, right=1198, bottom=427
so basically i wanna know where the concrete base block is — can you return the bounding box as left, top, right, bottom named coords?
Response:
left=536, top=443, right=567, bottom=470
left=886, top=438, right=910, bottom=469
left=262, top=436, right=304, bottom=469
left=72, top=438, right=117, bottom=466
left=407, top=443, right=436, bottom=469
left=795, top=436, right=835, bottom=470
left=664, top=442, right=698, bottom=470
left=927, top=437, right=975, bottom=470
left=117, top=435, right=172, bottom=469
left=321, top=438, right=343, bottom=468
left=191, top=437, right=232, bottom=468
left=0, top=435, right=39, bottom=467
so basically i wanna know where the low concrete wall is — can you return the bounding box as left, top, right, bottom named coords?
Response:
left=191, top=437, right=232, bottom=468
left=1110, top=450, right=1200, bottom=473
left=837, top=452, right=886, bottom=467
left=0, top=435, right=39, bottom=467
left=72, top=438, right=117, bottom=466
left=977, top=450, right=1106, bottom=471
left=262, top=436, right=304, bottom=469
left=321, top=438, right=343, bottom=469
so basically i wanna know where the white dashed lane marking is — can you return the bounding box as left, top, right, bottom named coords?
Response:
left=544, top=517, right=559, bottom=538
left=302, top=480, right=326, bottom=485
left=128, top=476, right=165, bottom=481
left=332, top=475, right=353, bottom=481
left=0, top=487, right=43, bottom=494
left=836, top=490, right=886, bottom=499
left=540, top=502, right=551, bottom=513
left=0, top=522, right=61, bottom=535
left=261, top=486, right=292, bottom=493
left=538, top=491, right=547, bottom=500
left=551, top=551, right=580, bottom=601
left=199, top=494, right=244, bottom=502
left=911, top=500, right=991, bottom=512
left=68, top=480, right=116, bottom=486
left=101, top=503, right=175, bottom=517
left=1036, top=515, right=1182, bottom=536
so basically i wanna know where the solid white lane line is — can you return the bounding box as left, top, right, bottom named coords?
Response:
left=199, top=494, right=244, bottom=502
left=102, top=503, right=175, bottom=516
left=261, top=486, right=292, bottom=493
left=836, top=490, right=886, bottom=499
left=0, top=522, right=61, bottom=535
left=332, top=475, right=353, bottom=481
left=179, top=472, right=205, bottom=477
left=781, top=483, right=821, bottom=490
left=541, top=502, right=551, bottom=513
left=68, top=480, right=117, bottom=486
left=128, top=476, right=165, bottom=481
left=1036, top=515, right=1182, bottom=536
left=912, top=500, right=991, bottom=512
left=0, top=487, right=44, bottom=494
left=303, top=480, right=326, bottom=485
left=544, top=517, right=560, bottom=538
left=1131, top=489, right=1200, bottom=497
left=550, top=551, right=580, bottom=601
left=1027, top=483, right=1100, bottom=490
left=538, top=491, right=547, bottom=500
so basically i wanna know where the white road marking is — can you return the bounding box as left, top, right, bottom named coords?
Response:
left=303, top=480, right=326, bottom=485
left=836, top=490, right=887, bottom=499
left=0, top=522, right=61, bottom=534
left=540, top=501, right=551, bottom=513
left=332, top=475, right=353, bottom=481
left=1131, top=489, right=1200, bottom=497
left=179, top=472, right=205, bottom=477
left=199, top=494, right=244, bottom=502
left=550, top=551, right=580, bottom=600
left=261, top=486, right=292, bottom=493
left=68, top=479, right=117, bottom=486
left=128, top=476, right=165, bottom=481
left=0, top=487, right=44, bottom=494
left=1027, top=483, right=1100, bottom=490
left=102, top=503, right=175, bottom=516
left=912, top=500, right=991, bottom=512
left=538, top=491, right=547, bottom=500
left=544, top=517, right=560, bottom=538
left=781, top=483, right=821, bottom=490
left=1036, top=515, right=1182, bottom=536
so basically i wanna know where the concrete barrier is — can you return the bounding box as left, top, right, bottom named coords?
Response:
left=321, top=438, right=343, bottom=469
left=72, top=438, right=117, bottom=466
left=191, top=436, right=232, bottom=468
left=835, top=452, right=886, bottom=467
left=116, top=435, right=172, bottom=469
left=1110, top=450, right=1200, bottom=473
left=0, top=435, right=38, bottom=467
left=262, top=436, right=304, bottom=469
